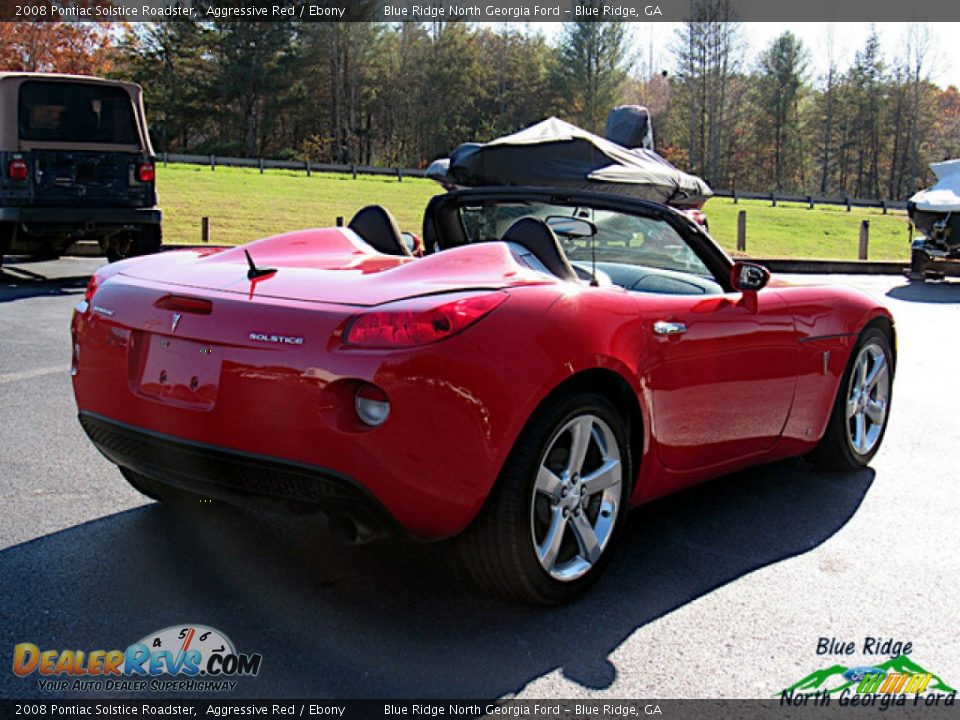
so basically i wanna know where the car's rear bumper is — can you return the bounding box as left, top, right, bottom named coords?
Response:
left=79, top=411, right=401, bottom=538
left=0, top=207, right=161, bottom=225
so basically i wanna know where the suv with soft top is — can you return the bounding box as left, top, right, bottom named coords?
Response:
left=0, top=72, right=161, bottom=264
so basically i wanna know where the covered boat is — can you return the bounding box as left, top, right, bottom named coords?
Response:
left=426, top=116, right=712, bottom=208
left=908, top=159, right=960, bottom=249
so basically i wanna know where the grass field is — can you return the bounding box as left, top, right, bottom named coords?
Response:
left=157, top=163, right=912, bottom=261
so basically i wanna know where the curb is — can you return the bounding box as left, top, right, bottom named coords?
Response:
left=747, top=258, right=905, bottom=275
left=64, top=242, right=907, bottom=276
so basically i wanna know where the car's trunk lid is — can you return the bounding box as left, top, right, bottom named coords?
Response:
left=119, top=228, right=554, bottom=307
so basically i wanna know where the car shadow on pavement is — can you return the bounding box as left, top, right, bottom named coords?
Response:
left=0, top=259, right=90, bottom=303
left=886, top=280, right=960, bottom=304
left=0, top=458, right=873, bottom=699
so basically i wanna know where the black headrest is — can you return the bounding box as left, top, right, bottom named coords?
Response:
left=501, top=217, right=577, bottom=282
left=348, top=205, right=411, bottom=256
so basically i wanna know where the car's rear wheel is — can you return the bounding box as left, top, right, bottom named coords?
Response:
left=456, top=392, right=631, bottom=605
left=807, top=326, right=894, bottom=470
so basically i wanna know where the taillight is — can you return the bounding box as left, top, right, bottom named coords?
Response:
left=343, top=292, right=507, bottom=349
left=8, top=159, right=28, bottom=182
left=136, top=162, right=155, bottom=183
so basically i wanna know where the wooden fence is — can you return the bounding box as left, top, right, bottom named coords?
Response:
left=162, top=152, right=911, bottom=211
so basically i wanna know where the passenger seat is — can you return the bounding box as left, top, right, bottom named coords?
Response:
left=348, top=205, right=412, bottom=256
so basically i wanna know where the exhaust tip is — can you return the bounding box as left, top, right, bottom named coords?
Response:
left=328, top=513, right=383, bottom=545
left=328, top=514, right=359, bottom=544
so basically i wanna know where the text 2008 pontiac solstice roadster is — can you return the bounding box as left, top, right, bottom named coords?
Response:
left=71, top=187, right=895, bottom=604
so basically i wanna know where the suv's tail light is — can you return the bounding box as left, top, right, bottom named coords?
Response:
left=343, top=292, right=507, bottom=349
left=8, top=159, right=28, bottom=182
left=136, top=162, right=156, bottom=183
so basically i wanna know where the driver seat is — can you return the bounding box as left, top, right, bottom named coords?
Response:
left=348, top=205, right=412, bottom=256
left=501, top=217, right=578, bottom=282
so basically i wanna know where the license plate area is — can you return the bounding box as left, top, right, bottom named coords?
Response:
left=134, top=334, right=221, bottom=410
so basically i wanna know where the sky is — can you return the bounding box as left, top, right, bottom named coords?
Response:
left=523, top=22, right=960, bottom=89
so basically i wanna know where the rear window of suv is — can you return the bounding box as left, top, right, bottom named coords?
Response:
left=18, top=81, right=139, bottom=145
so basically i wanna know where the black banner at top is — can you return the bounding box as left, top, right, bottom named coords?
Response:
left=3, top=0, right=960, bottom=22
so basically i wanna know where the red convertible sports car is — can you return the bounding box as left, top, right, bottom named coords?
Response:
left=71, top=187, right=895, bottom=604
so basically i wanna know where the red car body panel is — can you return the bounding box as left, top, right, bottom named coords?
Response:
left=72, top=218, right=894, bottom=541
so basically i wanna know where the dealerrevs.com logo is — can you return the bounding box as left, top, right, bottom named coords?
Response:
left=12, top=625, right=262, bottom=693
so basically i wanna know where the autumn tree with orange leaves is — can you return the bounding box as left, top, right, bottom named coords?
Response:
left=0, top=22, right=123, bottom=75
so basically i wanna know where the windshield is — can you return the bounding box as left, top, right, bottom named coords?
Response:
left=459, top=201, right=713, bottom=278
left=18, top=81, right=139, bottom=145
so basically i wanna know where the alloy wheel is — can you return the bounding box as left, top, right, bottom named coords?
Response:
left=530, top=413, right=623, bottom=582
left=845, top=341, right=890, bottom=456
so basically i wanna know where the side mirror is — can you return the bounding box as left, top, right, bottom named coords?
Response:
left=730, top=261, right=771, bottom=292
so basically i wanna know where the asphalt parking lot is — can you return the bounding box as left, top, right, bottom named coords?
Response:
left=1, top=255, right=958, bottom=700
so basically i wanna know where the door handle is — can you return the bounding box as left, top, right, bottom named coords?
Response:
left=653, top=321, right=688, bottom=336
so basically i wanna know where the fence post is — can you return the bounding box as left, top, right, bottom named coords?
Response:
left=210, top=155, right=216, bottom=171
left=807, top=195, right=814, bottom=210
left=733, top=189, right=738, bottom=204
left=397, top=167, right=402, bottom=182
left=351, top=164, right=357, bottom=180
left=771, top=192, right=777, bottom=207
left=163, top=152, right=168, bottom=167
left=737, top=210, right=747, bottom=252
left=306, top=160, right=311, bottom=177
left=859, top=219, right=869, bottom=260
left=881, top=200, right=887, bottom=215
left=259, top=158, right=264, bottom=174
left=845, top=196, right=851, bottom=212
left=336, top=216, right=344, bottom=227
left=201, top=217, right=210, bottom=243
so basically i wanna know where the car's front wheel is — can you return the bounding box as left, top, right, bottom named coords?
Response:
left=457, top=392, right=631, bottom=605
left=807, top=325, right=894, bottom=470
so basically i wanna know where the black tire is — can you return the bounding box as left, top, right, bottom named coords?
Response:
left=119, top=467, right=201, bottom=506
left=455, top=392, right=632, bottom=605
left=106, top=236, right=132, bottom=263
left=0, top=222, right=12, bottom=267
left=106, top=226, right=162, bottom=263
left=907, top=249, right=928, bottom=282
left=806, top=326, right=894, bottom=471
left=137, top=225, right=163, bottom=256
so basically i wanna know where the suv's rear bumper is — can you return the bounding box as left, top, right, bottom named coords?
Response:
left=0, top=207, right=161, bottom=225
left=79, top=412, right=401, bottom=537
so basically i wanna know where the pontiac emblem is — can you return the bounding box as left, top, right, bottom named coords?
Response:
left=171, top=313, right=182, bottom=332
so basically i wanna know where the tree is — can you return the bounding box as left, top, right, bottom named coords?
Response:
left=0, top=22, right=121, bottom=75
left=209, top=22, right=297, bottom=157
left=671, top=0, right=743, bottom=185
left=552, top=4, right=629, bottom=132
left=116, top=23, right=212, bottom=152
left=816, top=25, right=838, bottom=194
left=757, top=32, right=807, bottom=191
left=848, top=29, right=886, bottom=197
